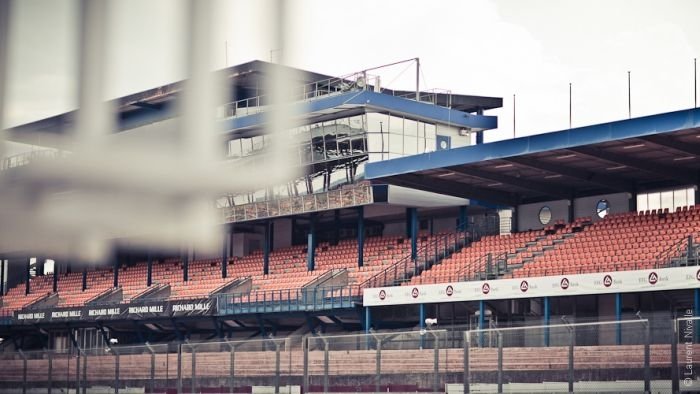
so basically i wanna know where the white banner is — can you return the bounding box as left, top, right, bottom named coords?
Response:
left=363, top=265, right=700, bottom=306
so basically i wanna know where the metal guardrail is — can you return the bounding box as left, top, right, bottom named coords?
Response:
left=220, top=71, right=377, bottom=119
left=0, top=318, right=685, bottom=393
left=220, top=182, right=373, bottom=223
left=0, top=150, right=69, bottom=171
left=359, top=230, right=474, bottom=289
left=216, top=285, right=360, bottom=315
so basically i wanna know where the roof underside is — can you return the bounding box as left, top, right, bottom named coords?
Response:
left=366, top=108, right=700, bottom=206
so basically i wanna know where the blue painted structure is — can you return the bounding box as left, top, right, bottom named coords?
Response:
left=544, top=296, right=550, bottom=346
left=357, top=206, right=365, bottom=268
left=615, top=293, right=622, bottom=345
left=365, top=107, right=700, bottom=179
left=222, top=90, right=497, bottom=134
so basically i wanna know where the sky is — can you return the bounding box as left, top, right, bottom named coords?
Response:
left=3, top=0, right=700, bottom=153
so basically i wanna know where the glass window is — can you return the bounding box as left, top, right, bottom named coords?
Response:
left=660, top=190, right=673, bottom=211
left=388, top=133, right=403, bottom=155
left=241, top=138, right=253, bottom=156
left=647, top=192, right=660, bottom=211
left=404, top=135, right=418, bottom=155
left=539, top=206, right=552, bottom=225
left=674, top=188, right=688, bottom=210
left=228, top=139, right=242, bottom=158
left=367, top=112, right=389, bottom=133
left=596, top=199, right=610, bottom=218
left=389, top=115, right=404, bottom=135
left=404, top=119, right=418, bottom=137
left=637, top=194, right=648, bottom=212
left=252, top=135, right=264, bottom=152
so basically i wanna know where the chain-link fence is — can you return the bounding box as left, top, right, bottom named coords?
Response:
left=0, top=318, right=693, bottom=393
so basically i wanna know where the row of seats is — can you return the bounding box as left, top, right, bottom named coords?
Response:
left=511, top=207, right=700, bottom=277
left=0, top=233, right=429, bottom=312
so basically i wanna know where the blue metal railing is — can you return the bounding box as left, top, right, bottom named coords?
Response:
left=216, top=285, right=360, bottom=314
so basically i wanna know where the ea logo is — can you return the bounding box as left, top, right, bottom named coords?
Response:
left=520, top=281, right=529, bottom=292
left=411, top=288, right=419, bottom=299
left=378, top=290, right=386, bottom=300
left=482, top=283, right=490, bottom=294
left=696, top=269, right=700, bottom=281
left=603, top=274, right=613, bottom=288
left=648, top=272, right=658, bottom=285
left=560, top=278, right=570, bottom=290
left=446, top=285, right=454, bottom=296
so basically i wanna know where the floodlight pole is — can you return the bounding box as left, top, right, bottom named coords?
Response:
left=415, top=57, right=420, bottom=101
left=694, top=58, right=697, bottom=108
left=628, top=71, right=631, bottom=119
left=569, top=83, right=572, bottom=129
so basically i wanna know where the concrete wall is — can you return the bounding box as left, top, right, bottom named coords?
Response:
left=432, top=216, right=458, bottom=233
left=383, top=221, right=405, bottom=237
left=518, top=200, right=570, bottom=232
left=574, top=192, right=631, bottom=222
left=518, top=192, right=632, bottom=231
left=273, top=218, right=292, bottom=250
left=437, top=124, right=471, bottom=149
left=232, top=232, right=264, bottom=257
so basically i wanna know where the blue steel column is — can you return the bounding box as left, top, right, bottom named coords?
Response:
left=113, top=256, right=119, bottom=288
left=307, top=217, right=316, bottom=272
left=615, top=293, right=622, bottom=345
left=458, top=206, right=468, bottom=231
left=476, top=108, right=485, bottom=144
left=147, top=252, right=153, bottom=286
left=182, top=248, right=189, bottom=282
left=408, top=208, right=418, bottom=260
left=0, top=259, right=4, bottom=295
left=25, top=258, right=30, bottom=295
left=479, top=300, right=485, bottom=346
left=358, top=206, right=365, bottom=268
left=263, top=222, right=271, bottom=275
left=419, top=303, right=426, bottom=348
left=222, top=225, right=231, bottom=279
left=365, top=306, right=371, bottom=334
left=544, top=297, right=550, bottom=346
left=53, top=261, right=58, bottom=293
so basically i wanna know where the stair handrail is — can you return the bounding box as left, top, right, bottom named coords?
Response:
left=359, top=229, right=473, bottom=290
left=655, top=232, right=700, bottom=268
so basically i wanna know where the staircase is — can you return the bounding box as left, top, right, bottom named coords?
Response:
left=471, top=219, right=592, bottom=280
left=360, top=230, right=477, bottom=289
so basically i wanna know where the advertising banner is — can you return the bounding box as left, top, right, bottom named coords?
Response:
left=14, top=298, right=215, bottom=323
left=363, top=265, right=700, bottom=306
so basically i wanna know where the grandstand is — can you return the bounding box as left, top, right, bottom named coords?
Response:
left=1, top=54, right=700, bottom=392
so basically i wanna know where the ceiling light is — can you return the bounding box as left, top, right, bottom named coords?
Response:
left=622, top=143, right=645, bottom=150
left=437, top=172, right=455, bottom=177
left=487, top=182, right=503, bottom=187
left=673, top=156, right=695, bottom=161
left=606, top=165, right=627, bottom=170
left=544, top=174, right=563, bottom=179
left=555, top=154, right=576, bottom=160
left=494, top=163, right=513, bottom=169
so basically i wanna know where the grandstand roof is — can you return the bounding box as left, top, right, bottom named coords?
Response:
left=365, top=108, right=700, bottom=206
left=4, top=60, right=502, bottom=145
